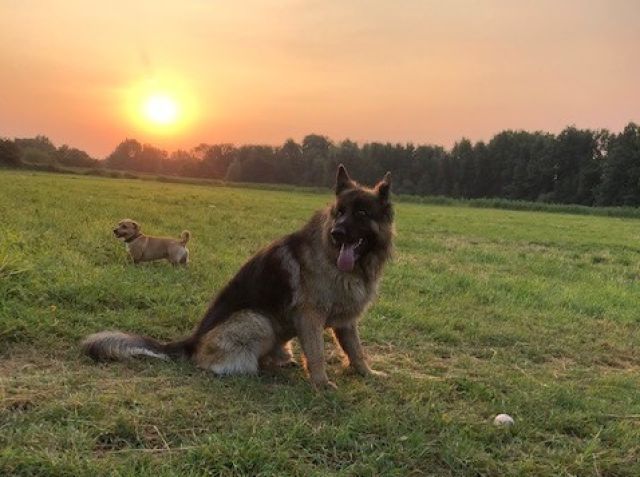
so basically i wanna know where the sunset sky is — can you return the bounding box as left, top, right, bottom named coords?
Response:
left=1, top=0, right=639, bottom=158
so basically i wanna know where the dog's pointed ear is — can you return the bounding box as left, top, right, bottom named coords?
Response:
left=375, top=171, right=391, bottom=203
left=131, top=221, right=140, bottom=231
left=335, top=164, right=354, bottom=195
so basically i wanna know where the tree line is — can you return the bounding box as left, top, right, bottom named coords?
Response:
left=2, top=122, right=639, bottom=206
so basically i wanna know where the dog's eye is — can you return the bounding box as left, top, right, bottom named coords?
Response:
left=336, top=207, right=345, bottom=217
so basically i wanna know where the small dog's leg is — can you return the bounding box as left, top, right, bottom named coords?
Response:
left=129, top=249, right=142, bottom=265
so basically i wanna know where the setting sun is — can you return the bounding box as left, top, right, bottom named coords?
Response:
left=122, top=76, right=198, bottom=139
left=143, top=94, right=179, bottom=126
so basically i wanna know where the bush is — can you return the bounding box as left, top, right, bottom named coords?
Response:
left=21, top=147, right=55, bottom=165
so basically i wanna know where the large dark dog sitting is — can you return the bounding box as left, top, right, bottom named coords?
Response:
left=82, top=164, right=394, bottom=389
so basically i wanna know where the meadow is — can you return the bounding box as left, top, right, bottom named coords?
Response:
left=1, top=170, right=639, bottom=476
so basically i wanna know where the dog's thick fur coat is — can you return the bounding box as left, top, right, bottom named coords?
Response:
left=85, top=166, right=393, bottom=389
left=113, top=219, right=190, bottom=265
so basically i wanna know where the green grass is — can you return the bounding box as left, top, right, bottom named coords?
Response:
left=1, top=170, right=639, bottom=476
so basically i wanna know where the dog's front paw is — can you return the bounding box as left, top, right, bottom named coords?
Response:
left=350, top=361, right=387, bottom=377
left=352, top=363, right=388, bottom=378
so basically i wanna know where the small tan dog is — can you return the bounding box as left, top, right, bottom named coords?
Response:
left=113, top=219, right=190, bottom=265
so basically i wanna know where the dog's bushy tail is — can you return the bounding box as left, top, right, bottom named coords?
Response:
left=180, top=230, right=191, bottom=245
left=81, top=331, right=193, bottom=362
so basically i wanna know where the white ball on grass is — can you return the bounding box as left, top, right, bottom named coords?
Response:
left=493, top=413, right=515, bottom=427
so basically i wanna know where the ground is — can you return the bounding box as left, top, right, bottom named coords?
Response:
left=1, top=170, right=639, bottom=476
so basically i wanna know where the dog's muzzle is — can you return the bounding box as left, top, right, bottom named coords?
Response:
left=330, top=226, right=347, bottom=244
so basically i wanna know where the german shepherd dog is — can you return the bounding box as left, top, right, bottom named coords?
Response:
left=82, top=165, right=393, bottom=389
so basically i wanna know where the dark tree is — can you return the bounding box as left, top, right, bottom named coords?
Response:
left=56, top=145, right=99, bottom=168
left=15, top=135, right=58, bottom=165
left=196, top=144, right=236, bottom=179
left=549, top=127, right=601, bottom=204
left=0, top=139, right=22, bottom=167
left=597, top=123, right=640, bottom=206
left=105, top=139, right=143, bottom=170
left=302, top=134, right=332, bottom=186
left=276, top=139, right=303, bottom=184
left=451, top=139, right=476, bottom=198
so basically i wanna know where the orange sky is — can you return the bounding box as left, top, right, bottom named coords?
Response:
left=1, top=0, right=639, bottom=158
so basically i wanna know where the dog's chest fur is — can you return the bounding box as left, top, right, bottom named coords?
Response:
left=297, top=244, right=377, bottom=327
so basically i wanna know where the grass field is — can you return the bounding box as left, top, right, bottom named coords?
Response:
left=1, top=170, right=640, bottom=476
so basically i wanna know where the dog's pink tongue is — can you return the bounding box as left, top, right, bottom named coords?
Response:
left=337, top=243, right=356, bottom=272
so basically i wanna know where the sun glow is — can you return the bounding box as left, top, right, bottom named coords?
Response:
left=124, top=76, right=198, bottom=136
left=144, top=94, right=179, bottom=125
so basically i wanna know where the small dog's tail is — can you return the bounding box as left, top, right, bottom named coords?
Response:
left=81, top=331, right=193, bottom=362
left=180, top=230, right=191, bottom=245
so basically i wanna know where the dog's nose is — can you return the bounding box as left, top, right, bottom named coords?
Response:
left=330, top=227, right=346, bottom=243
left=113, top=229, right=118, bottom=234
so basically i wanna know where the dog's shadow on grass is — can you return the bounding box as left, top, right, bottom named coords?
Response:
left=89, top=350, right=395, bottom=411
